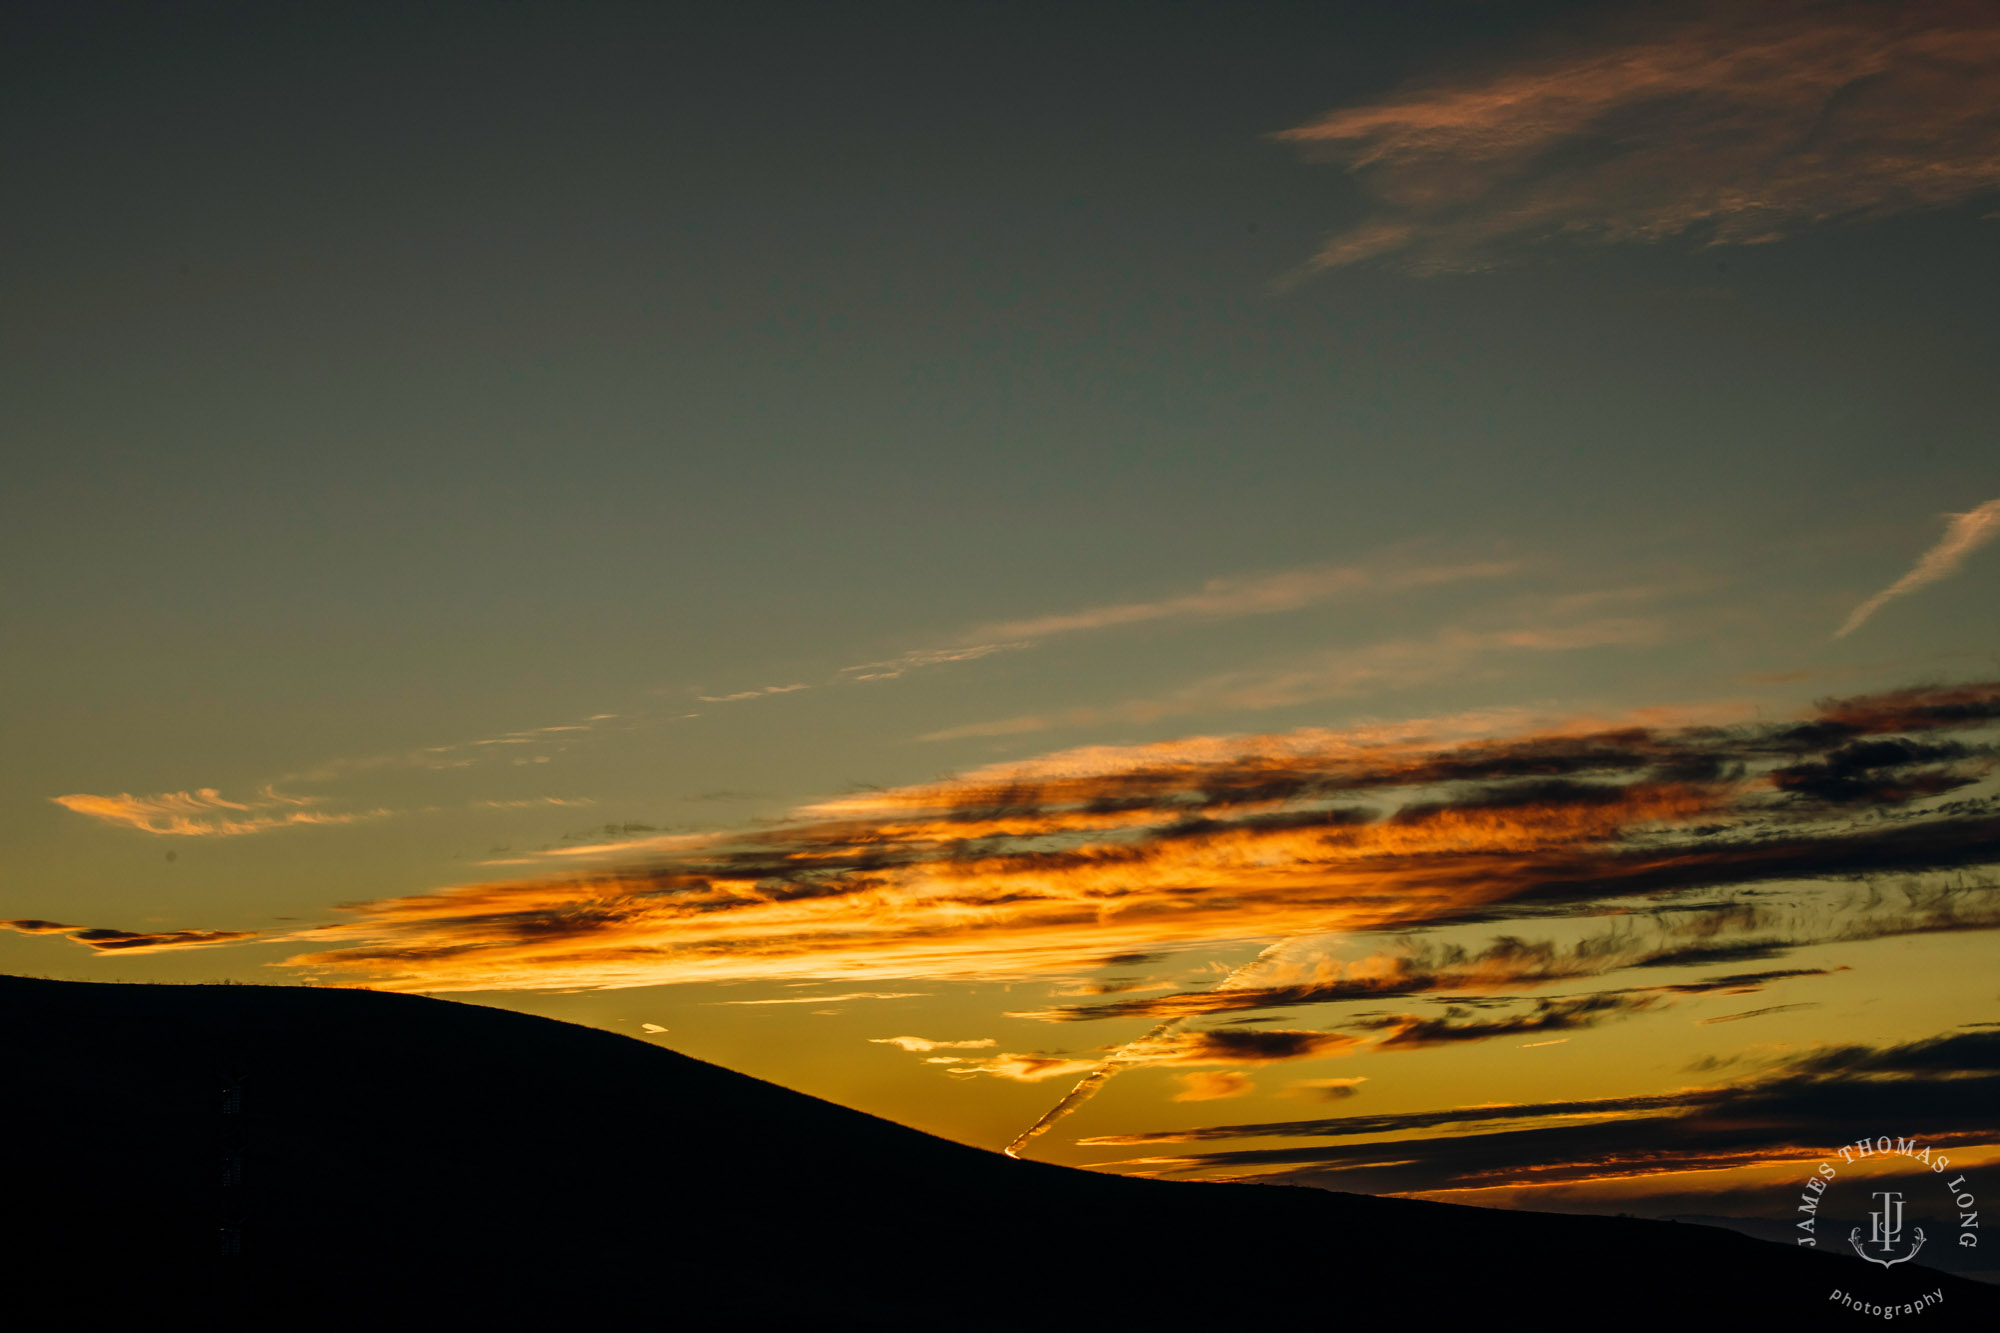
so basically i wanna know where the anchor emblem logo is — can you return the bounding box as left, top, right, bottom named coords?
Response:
left=1849, top=1190, right=1926, bottom=1269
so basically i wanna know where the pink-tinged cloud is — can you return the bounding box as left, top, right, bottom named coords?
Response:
left=1277, top=0, right=2000, bottom=275
left=1837, top=497, right=2000, bottom=636
left=50, top=786, right=381, bottom=837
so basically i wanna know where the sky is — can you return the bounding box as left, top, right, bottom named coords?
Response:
left=5, top=0, right=1999, bottom=1242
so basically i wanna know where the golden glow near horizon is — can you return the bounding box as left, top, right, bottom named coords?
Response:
left=14, top=680, right=1996, bottom=1206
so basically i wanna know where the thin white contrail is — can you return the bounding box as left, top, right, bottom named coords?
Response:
left=1837, top=498, right=2000, bottom=638
left=1003, top=940, right=1294, bottom=1159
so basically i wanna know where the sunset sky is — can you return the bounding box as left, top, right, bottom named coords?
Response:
left=6, top=0, right=1999, bottom=1223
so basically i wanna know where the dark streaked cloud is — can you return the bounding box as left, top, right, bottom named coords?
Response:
left=1092, top=1028, right=2000, bottom=1195
left=1016, top=916, right=1881, bottom=1025
left=243, top=680, right=2000, bottom=993
left=3, top=919, right=258, bottom=953
left=1362, top=991, right=1663, bottom=1048
left=1133, top=1027, right=1360, bottom=1065
left=1694, top=1001, right=1818, bottom=1025
left=1085, top=1088, right=1715, bottom=1148
left=1278, top=0, right=2000, bottom=276
left=1770, top=737, right=1985, bottom=804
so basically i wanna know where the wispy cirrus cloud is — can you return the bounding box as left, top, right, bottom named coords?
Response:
left=964, top=559, right=1519, bottom=643
left=837, top=643, right=1029, bottom=682
left=473, top=797, right=597, bottom=810
left=50, top=786, right=384, bottom=838
left=2, top=918, right=257, bottom=953
left=1277, top=0, right=2000, bottom=276
left=475, top=829, right=726, bottom=867
left=921, top=615, right=1660, bottom=741
left=259, top=679, right=2000, bottom=994
left=697, top=684, right=814, bottom=703
left=819, top=553, right=1515, bottom=690
left=708, top=991, right=927, bottom=1006
left=279, top=712, right=624, bottom=784
left=1837, top=497, right=2000, bottom=637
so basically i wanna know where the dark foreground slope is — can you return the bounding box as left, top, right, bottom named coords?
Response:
left=3, top=976, right=1990, bottom=1331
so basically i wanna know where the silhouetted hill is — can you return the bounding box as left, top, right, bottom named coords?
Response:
left=4, top=975, right=1992, bottom=1329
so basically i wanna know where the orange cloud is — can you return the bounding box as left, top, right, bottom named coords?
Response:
left=951, top=1053, right=1104, bottom=1083
left=1172, top=1072, right=1256, bottom=1102
left=263, top=681, right=2000, bottom=994
left=51, top=785, right=378, bottom=837
left=870, top=1036, right=996, bottom=1053
left=1278, top=0, right=2000, bottom=275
